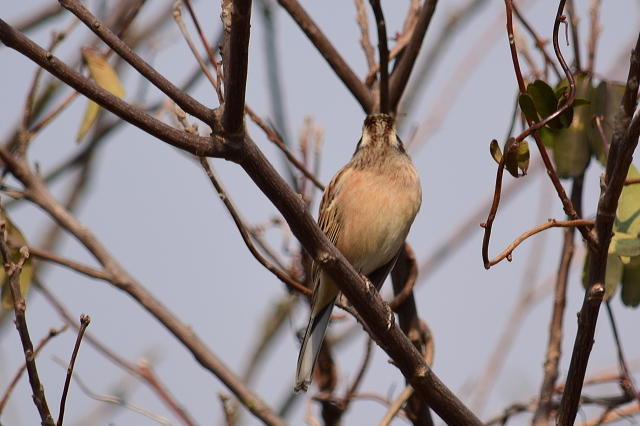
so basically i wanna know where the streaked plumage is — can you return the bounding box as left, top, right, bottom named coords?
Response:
left=294, top=114, right=422, bottom=393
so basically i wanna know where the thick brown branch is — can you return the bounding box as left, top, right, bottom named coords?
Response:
left=222, top=0, right=252, bottom=134
left=238, top=136, right=482, bottom=425
left=277, top=0, right=374, bottom=113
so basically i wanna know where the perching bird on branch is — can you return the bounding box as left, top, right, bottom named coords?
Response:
left=295, top=114, right=422, bottom=393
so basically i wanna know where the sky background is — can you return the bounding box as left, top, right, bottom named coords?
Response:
left=1, top=0, right=639, bottom=425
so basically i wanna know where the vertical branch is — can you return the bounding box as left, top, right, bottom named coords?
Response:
left=557, top=32, right=640, bottom=426
left=221, top=0, right=253, bottom=134
left=369, top=0, right=389, bottom=114
left=0, top=228, right=55, bottom=426
left=565, top=0, right=582, bottom=72
left=532, top=175, right=583, bottom=425
left=57, top=314, right=90, bottom=426
left=587, top=0, right=602, bottom=74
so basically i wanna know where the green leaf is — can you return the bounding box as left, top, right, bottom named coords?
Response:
left=605, top=254, right=623, bottom=300
left=550, top=76, right=595, bottom=179
left=583, top=251, right=623, bottom=301
left=538, top=126, right=557, bottom=148
left=614, top=165, right=640, bottom=237
left=490, top=139, right=503, bottom=165
left=528, top=80, right=563, bottom=129
left=518, top=93, right=539, bottom=122
left=609, top=232, right=640, bottom=257
left=588, top=81, right=626, bottom=166
left=621, top=255, right=640, bottom=307
left=572, top=98, right=591, bottom=108
left=503, top=138, right=528, bottom=177
left=0, top=211, right=33, bottom=310
left=77, top=46, right=126, bottom=142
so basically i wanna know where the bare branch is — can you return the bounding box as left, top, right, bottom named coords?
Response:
left=355, top=0, right=375, bottom=70
left=58, top=314, right=90, bottom=426
left=0, top=228, right=54, bottom=426
left=0, top=19, right=227, bottom=158
left=221, top=0, right=252, bottom=134
left=557, top=31, right=640, bottom=426
left=277, top=0, right=375, bottom=112
left=485, top=219, right=593, bottom=269
left=389, top=0, right=438, bottom=112
left=0, top=326, right=67, bottom=415
left=369, top=0, right=389, bottom=114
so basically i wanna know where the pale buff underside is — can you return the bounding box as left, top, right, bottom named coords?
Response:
left=311, top=164, right=422, bottom=317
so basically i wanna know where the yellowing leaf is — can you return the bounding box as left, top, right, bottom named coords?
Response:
left=609, top=232, right=640, bottom=257
left=0, top=211, right=33, bottom=310
left=621, top=255, right=640, bottom=307
left=77, top=46, right=125, bottom=141
left=490, top=139, right=502, bottom=164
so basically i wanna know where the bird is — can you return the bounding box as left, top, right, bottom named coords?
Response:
left=294, top=113, right=422, bottom=393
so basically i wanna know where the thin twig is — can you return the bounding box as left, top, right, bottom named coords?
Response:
left=57, top=314, right=90, bottom=426
left=512, top=2, right=561, bottom=79
left=0, top=225, right=55, bottom=426
left=198, top=157, right=310, bottom=295
left=587, top=0, right=602, bottom=74
left=138, top=360, right=199, bottom=426
left=565, top=0, right=582, bottom=72
left=0, top=325, right=67, bottom=415
left=605, top=302, right=640, bottom=402
left=26, top=246, right=114, bottom=282
left=485, top=219, right=593, bottom=269
left=52, top=357, right=174, bottom=426
left=173, top=1, right=219, bottom=93
left=379, top=385, right=414, bottom=426
left=355, top=0, right=375, bottom=70
left=345, top=338, right=374, bottom=401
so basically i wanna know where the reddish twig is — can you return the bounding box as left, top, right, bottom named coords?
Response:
left=512, top=2, right=561, bottom=79
left=485, top=218, right=593, bottom=269
left=138, top=360, right=198, bottom=426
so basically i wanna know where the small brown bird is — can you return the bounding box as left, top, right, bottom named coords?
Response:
left=295, top=114, right=422, bottom=393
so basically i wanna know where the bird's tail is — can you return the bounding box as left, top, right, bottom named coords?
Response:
left=294, top=297, right=337, bottom=393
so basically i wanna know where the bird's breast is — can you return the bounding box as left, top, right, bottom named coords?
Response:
left=335, top=166, right=421, bottom=275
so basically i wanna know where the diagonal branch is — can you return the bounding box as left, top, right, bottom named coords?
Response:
left=0, top=19, right=234, bottom=159
left=58, top=0, right=214, bottom=124
left=277, top=0, right=374, bottom=113
left=388, top=0, right=438, bottom=112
